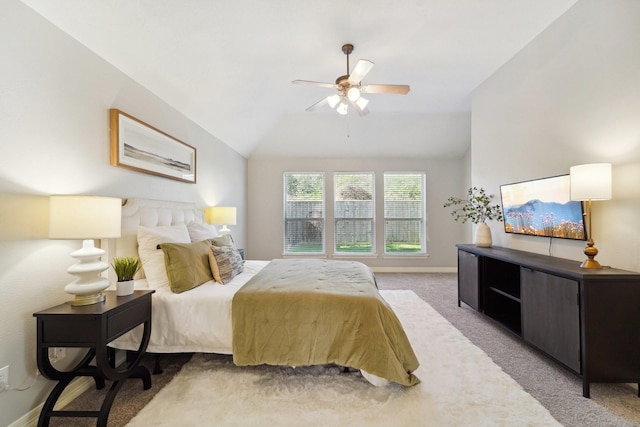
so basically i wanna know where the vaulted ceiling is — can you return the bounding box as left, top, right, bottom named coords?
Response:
left=20, top=0, right=578, bottom=158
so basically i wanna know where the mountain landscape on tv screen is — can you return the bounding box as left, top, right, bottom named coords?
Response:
left=503, top=199, right=585, bottom=240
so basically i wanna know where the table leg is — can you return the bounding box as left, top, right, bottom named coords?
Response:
left=37, top=376, right=73, bottom=427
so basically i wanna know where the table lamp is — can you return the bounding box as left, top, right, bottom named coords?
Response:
left=49, top=195, right=122, bottom=305
left=569, top=163, right=612, bottom=269
left=207, top=206, right=236, bottom=235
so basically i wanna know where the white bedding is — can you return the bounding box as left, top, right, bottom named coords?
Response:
left=110, top=260, right=270, bottom=354
left=109, top=199, right=390, bottom=386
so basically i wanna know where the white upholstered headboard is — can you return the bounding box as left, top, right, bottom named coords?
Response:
left=105, top=198, right=205, bottom=281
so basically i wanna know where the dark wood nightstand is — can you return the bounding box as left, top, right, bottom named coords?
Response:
left=33, top=290, right=154, bottom=427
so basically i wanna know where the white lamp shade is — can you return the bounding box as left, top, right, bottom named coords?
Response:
left=49, top=195, right=122, bottom=239
left=570, top=163, right=612, bottom=201
left=207, top=206, right=237, bottom=226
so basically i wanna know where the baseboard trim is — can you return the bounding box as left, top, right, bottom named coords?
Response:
left=10, top=376, right=94, bottom=427
left=371, top=267, right=457, bottom=273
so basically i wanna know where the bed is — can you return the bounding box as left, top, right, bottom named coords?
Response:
left=108, top=198, right=419, bottom=386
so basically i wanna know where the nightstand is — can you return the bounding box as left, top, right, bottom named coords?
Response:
left=33, top=290, right=154, bottom=427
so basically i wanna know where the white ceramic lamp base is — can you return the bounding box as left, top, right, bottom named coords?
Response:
left=64, top=239, right=111, bottom=306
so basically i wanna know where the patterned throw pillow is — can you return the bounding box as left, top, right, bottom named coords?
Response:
left=208, top=245, right=244, bottom=284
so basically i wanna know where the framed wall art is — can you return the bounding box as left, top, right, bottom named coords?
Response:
left=110, top=109, right=196, bottom=183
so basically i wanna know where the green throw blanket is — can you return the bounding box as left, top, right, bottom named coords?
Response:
left=232, top=259, right=420, bottom=386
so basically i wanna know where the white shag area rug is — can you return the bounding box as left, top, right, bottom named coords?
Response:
left=127, top=290, right=561, bottom=427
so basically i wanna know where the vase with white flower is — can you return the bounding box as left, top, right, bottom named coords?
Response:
left=443, top=187, right=504, bottom=247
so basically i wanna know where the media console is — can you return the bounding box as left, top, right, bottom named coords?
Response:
left=457, top=244, right=640, bottom=398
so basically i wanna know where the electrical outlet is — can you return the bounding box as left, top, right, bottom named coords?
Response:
left=0, top=365, right=9, bottom=391
left=48, top=347, right=66, bottom=362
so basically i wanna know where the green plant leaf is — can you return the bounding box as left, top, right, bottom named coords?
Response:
left=443, top=187, right=504, bottom=224
left=111, top=256, right=142, bottom=281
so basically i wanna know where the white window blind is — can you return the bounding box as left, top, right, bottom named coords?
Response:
left=334, top=172, right=375, bottom=254
left=283, top=172, right=325, bottom=254
left=384, top=172, right=426, bottom=254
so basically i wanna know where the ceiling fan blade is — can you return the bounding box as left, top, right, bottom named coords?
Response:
left=347, top=60, right=374, bottom=84
left=305, top=97, right=330, bottom=112
left=292, top=80, right=338, bottom=89
left=349, top=98, right=370, bottom=117
left=361, top=84, right=410, bottom=94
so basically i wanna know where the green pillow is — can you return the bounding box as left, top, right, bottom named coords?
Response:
left=210, top=234, right=234, bottom=248
left=159, top=240, right=214, bottom=293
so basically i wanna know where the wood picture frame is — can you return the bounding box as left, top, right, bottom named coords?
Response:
left=110, top=109, right=196, bottom=183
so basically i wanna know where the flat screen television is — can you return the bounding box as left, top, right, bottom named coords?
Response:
left=500, top=174, right=586, bottom=240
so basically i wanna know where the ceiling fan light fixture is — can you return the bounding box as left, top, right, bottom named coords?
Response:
left=336, top=101, right=348, bottom=115
left=356, top=96, right=369, bottom=110
left=327, top=94, right=341, bottom=108
left=347, top=87, right=361, bottom=102
left=293, top=43, right=410, bottom=116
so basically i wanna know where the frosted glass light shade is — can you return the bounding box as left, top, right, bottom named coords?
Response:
left=49, top=195, right=122, bottom=305
left=347, top=87, right=361, bottom=102
left=570, top=163, right=612, bottom=201
left=327, top=94, right=341, bottom=108
left=336, top=102, right=348, bottom=115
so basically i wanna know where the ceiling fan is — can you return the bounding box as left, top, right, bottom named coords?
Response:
left=292, top=44, right=410, bottom=117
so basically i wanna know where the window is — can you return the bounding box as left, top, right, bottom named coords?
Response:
left=384, top=172, right=426, bottom=254
left=283, top=173, right=324, bottom=254
left=334, top=172, right=374, bottom=254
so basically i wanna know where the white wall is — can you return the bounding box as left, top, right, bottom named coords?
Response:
left=0, top=2, right=247, bottom=425
left=247, top=156, right=466, bottom=270
left=9, top=0, right=637, bottom=423
left=472, top=0, right=640, bottom=271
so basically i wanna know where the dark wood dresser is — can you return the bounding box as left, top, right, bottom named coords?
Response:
left=457, top=244, right=640, bottom=398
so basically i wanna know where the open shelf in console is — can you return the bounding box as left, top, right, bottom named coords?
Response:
left=482, top=257, right=522, bottom=335
left=483, top=257, right=521, bottom=299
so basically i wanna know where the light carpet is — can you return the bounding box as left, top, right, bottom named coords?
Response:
left=126, top=290, right=561, bottom=426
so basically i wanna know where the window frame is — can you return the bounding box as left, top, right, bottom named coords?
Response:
left=383, top=171, right=427, bottom=256
left=283, top=172, right=326, bottom=255
left=333, top=172, right=376, bottom=255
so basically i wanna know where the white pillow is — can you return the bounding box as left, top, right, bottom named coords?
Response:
left=186, top=221, right=219, bottom=242
left=137, top=224, right=191, bottom=289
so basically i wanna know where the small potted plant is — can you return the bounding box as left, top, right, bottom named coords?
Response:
left=444, top=187, right=504, bottom=247
left=111, top=256, right=142, bottom=296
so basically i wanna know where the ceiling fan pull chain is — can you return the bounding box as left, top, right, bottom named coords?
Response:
left=346, top=113, right=350, bottom=138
